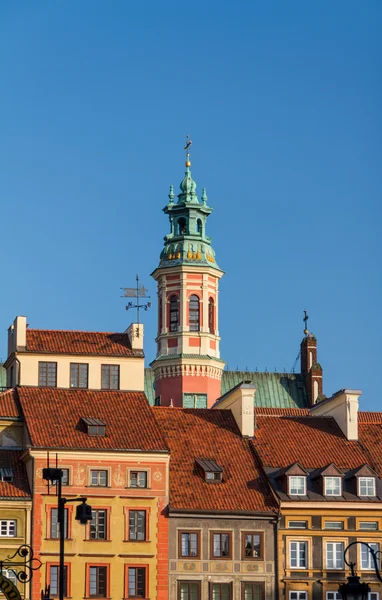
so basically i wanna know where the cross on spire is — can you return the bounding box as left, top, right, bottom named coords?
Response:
left=184, top=134, right=192, bottom=167
left=303, top=309, right=309, bottom=336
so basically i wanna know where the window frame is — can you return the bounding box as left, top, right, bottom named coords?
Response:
left=169, top=295, right=179, bottom=333
left=50, top=507, right=69, bottom=540
left=359, top=522, right=379, bottom=531
left=178, top=530, right=201, bottom=559
left=89, top=469, right=109, bottom=488
left=241, top=582, right=265, bottom=599
left=288, top=521, right=308, bottom=530
left=177, top=580, right=201, bottom=600
left=289, top=593, right=308, bottom=600
left=70, top=362, right=89, bottom=389
left=289, top=540, right=308, bottom=569
left=128, top=470, right=149, bottom=489
left=326, top=593, right=341, bottom=600
left=241, top=531, right=264, bottom=560
left=86, top=564, right=109, bottom=598
left=324, top=476, right=342, bottom=496
left=360, top=542, right=379, bottom=571
left=288, top=476, right=306, bottom=496
left=0, top=520, right=17, bottom=537
left=88, top=508, right=109, bottom=541
left=325, top=541, right=345, bottom=570
left=209, top=582, right=233, bottom=599
left=324, top=521, right=345, bottom=531
left=358, top=477, right=376, bottom=497
left=38, top=361, right=57, bottom=387
left=47, top=563, right=69, bottom=597
left=128, top=509, right=147, bottom=542
left=189, top=294, right=200, bottom=332
left=210, top=531, right=232, bottom=560
left=101, top=364, right=120, bottom=390
left=125, top=565, right=147, bottom=599
left=208, top=297, right=215, bottom=334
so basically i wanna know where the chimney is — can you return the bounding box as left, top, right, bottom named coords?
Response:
left=126, top=323, right=144, bottom=351
left=211, top=381, right=256, bottom=437
left=8, top=316, right=27, bottom=356
left=300, top=333, right=323, bottom=406
left=310, top=389, right=361, bottom=440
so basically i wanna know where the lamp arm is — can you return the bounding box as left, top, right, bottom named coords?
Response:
left=344, top=541, right=382, bottom=583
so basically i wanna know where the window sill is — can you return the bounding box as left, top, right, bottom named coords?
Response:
left=45, top=538, right=72, bottom=541
left=123, top=540, right=150, bottom=543
left=84, top=539, right=111, bottom=542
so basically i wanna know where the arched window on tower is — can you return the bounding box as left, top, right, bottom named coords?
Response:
left=177, top=217, right=187, bottom=235
left=189, top=295, right=200, bottom=332
left=197, top=219, right=202, bottom=235
left=169, top=295, right=179, bottom=332
left=208, top=298, right=215, bottom=334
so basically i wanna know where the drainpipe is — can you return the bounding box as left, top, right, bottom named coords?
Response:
left=274, top=508, right=282, bottom=600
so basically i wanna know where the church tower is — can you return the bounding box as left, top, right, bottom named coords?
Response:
left=150, top=145, right=225, bottom=408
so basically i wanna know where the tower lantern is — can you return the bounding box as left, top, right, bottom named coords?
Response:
left=150, top=142, right=225, bottom=408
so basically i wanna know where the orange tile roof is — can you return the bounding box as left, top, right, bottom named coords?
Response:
left=24, top=329, right=142, bottom=357
left=358, top=412, right=382, bottom=423
left=254, top=407, right=309, bottom=416
left=0, top=389, right=21, bottom=418
left=253, top=415, right=370, bottom=470
left=17, top=387, right=167, bottom=452
left=359, top=422, right=382, bottom=477
left=153, top=407, right=277, bottom=514
left=0, top=451, right=31, bottom=498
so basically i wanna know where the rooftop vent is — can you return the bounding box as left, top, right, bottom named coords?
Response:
left=195, top=458, right=223, bottom=483
left=81, top=417, right=106, bottom=437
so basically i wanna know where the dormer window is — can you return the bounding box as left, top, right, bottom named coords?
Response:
left=0, top=468, right=13, bottom=483
left=82, top=418, right=106, bottom=437
left=324, top=476, right=342, bottom=496
left=289, top=476, right=306, bottom=496
left=359, top=476, right=376, bottom=497
left=195, top=459, right=223, bottom=483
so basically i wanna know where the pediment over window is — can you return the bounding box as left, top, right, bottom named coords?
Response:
left=344, top=464, right=378, bottom=479
left=311, top=463, right=344, bottom=480
left=195, top=458, right=223, bottom=482
left=275, top=462, right=308, bottom=479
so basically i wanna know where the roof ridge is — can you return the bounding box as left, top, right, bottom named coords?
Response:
left=27, top=329, right=127, bottom=335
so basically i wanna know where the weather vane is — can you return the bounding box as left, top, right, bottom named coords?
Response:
left=184, top=134, right=192, bottom=167
left=303, top=309, right=309, bottom=336
left=121, top=275, right=151, bottom=330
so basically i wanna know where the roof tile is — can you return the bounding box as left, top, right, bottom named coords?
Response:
left=24, top=330, right=142, bottom=357
left=0, top=451, right=31, bottom=498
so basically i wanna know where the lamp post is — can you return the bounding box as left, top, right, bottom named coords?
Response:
left=43, top=468, right=92, bottom=600
left=338, top=541, right=382, bottom=600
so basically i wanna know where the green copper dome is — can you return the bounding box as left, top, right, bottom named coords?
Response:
left=158, top=162, right=220, bottom=270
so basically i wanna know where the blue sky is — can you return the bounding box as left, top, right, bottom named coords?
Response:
left=1, top=1, right=381, bottom=409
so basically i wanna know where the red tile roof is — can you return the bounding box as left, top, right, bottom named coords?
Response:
left=0, top=389, right=21, bottom=418
left=359, top=422, right=382, bottom=477
left=253, top=415, right=370, bottom=470
left=0, top=451, right=31, bottom=498
left=359, top=412, right=382, bottom=423
left=153, top=407, right=277, bottom=514
left=23, top=329, right=142, bottom=357
left=17, top=387, right=167, bottom=452
left=254, top=407, right=309, bottom=416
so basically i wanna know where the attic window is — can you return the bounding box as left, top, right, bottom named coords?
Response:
left=81, top=418, right=106, bottom=437
left=0, top=468, right=13, bottom=482
left=195, top=459, right=223, bottom=483
left=289, top=476, right=306, bottom=496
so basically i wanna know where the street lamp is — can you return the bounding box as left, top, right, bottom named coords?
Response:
left=43, top=468, right=92, bottom=600
left=338, top=541, right=382, bottom=600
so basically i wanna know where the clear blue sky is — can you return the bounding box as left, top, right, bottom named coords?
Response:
left=1, top=1, right=381, bottom=409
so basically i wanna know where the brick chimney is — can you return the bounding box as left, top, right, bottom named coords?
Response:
left=300, top=333, right=323, bottom=407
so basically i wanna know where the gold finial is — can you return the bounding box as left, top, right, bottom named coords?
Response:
left=184, top=134, right=192, bottom=167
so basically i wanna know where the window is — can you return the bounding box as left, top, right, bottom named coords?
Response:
left=129, top=471, right=148, bottom=489
left=183, top=393, right=207, bottom=408
left=38, top=362, right=57, bottom=387
left=326, top=594, right=341, bottom=600
left=211, top=532, right=231, bottom=559
left=289, top=541, right=308, bottom=569
left=90, top=510, right=107, bottom=540
left=206, top=471, right=222, bottom=482
left=369, top=594, right=380, bottom=600
left=70, top=363, right=88, bottom=388
left=360, top=522, right=378, bottom=531
left=0, top=520, right=16, bottom=537
left=101, top=365, right=120, bottom=390
left=242, top=532, right=263, bottom=559
left=50, top=508, right=68, bottom=539
left=197, top=219, right=202, bottom=235
left=289, top=594, right=307, bottom=600
left=179, top=531, right=200, bottom=558
left=324, top=521, right=344, bottom=530
left=326, top=542, right=344, bottom=569
left=208, top=298, right=215, bottom=334
left=288, top=521, right=308, bottom=529
left=359, top=477, right=376, bottom=497
left=241, top=583, right=263, bottom=600
left=0, top=570, right=17, bottom=591
left=90, top=470, right=108, bottom=487
left=49, top=565, right=68, bottom=597
left=325, top=477, right=341, bottom=496
left=195, top=458, right=223, bottom=482
left=61, top=469, right=70, bottom=486
left=177, top=217, right=187, bottom=235
left=189, top=295, right=200, bottom=332
left=210, top=583, right=232, bottom=600
left=0, top=468, right=13, bottom=482
left=170, top=296, right=179, bottom=332
left=178, top=581, right=201, bottom=600
left=289, top=476, right=306, bottom=495
left=127, top=567, right=146, bottom=598
left=361, top=543, right=379, bottom=570
left=89, top=566, right=107, bottom=597
left=82, top=418, right=106, bottom=437
left=129, top=510, right=146, bottom=541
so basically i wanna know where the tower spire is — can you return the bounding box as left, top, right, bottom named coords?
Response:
left=184, top=134, right=192, bottom=168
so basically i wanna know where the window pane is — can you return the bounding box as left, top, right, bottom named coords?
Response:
left=360, top=522, right=378, bottom=530
left=289, top=476, right=305, bottom=495
left=189, top=295, right=200, bottom=331
left=50, top=509, right=68, bottom=539
left=49, top=566, right=67, bottom=597
left=39, top=362, right=57, bottom=387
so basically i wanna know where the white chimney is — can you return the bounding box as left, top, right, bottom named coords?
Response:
left=126, top=323, right=144, bottom=351
left=212, top=382, right=256, bottom=437
left=310, top=389, right=362, bottom=441
left=8, top=316, right=27, bottom=356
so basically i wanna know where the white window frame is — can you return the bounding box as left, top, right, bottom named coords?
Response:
left=324, top=521, right=344, bottom=530
left=0, top=520, right=16, bottom=537
left=288, top=521, right=308, bottom=529
left=359, top=522, right=378, bottom=531
left=289, top=476, right=306, bottom=496
left=324, top=476, right=341, bottom=496
left=360, top=542, right=379, bottom=570
left=326, top=593, right=341, bottom=600
left=0, top=569, right=18, bottom=590
left=289, top=541, right=308, bottom=569
left=289, top=593, right=308, bottom=600
left=358, top=477, right=376, bottom=497
left=326, top=541, right=344, bottom=570
left=369, top=593, right=380, bottom=600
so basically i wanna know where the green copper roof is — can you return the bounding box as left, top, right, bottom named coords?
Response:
left=144, top=367, right=307, bottom=409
